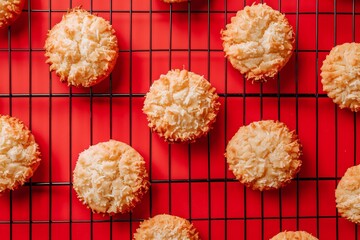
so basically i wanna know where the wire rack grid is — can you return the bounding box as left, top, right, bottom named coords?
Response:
left=0, top=0, right=360, bottom=239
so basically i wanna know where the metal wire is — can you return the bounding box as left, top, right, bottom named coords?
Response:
left=2, top=0, right=359, bottom=239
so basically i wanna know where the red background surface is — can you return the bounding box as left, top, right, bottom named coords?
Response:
left=0, top=0, right=360, bottom=239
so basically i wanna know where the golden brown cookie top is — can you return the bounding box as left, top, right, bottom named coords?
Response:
left=143, top=69, right=220, bottom=143
left=226, top=120, right=302, bottom=191
left=44, top=7, right=119, bottom=87
left=320, top=42, right=360, bottom=112
left=134, top=214, right=200, bottom=240
left=0, top=0, right=25, bottom=28
left=335, top=164, right=360, bottom=224
left=0, top=115, right=41, bottom=192
left=221, top=3, right=295, bottom=82
left=270, top=231, right=318, bottom=240
left=73, top=140, right=150, bottom=215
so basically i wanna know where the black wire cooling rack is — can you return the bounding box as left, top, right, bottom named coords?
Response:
left=0, top=0, right=359, bottom=239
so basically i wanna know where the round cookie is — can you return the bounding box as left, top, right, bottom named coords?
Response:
left=335, top=164, right=360, bottom=224
left=0, top=0, right=25, bottom=29
left=143, top=69, right=220, bottom=143
left=221, top=3, right=295, bottom=82
left=270, top=231, right=318, bottom=240
left=73, top=140, right=150, bottom=215
left=134, top=214, right=200, bottom=240
left=44, top=7, right=119, bottom=87
left=225, top=120, right=302, bottom=191
left=320, top=42, right=360, bottom=112
left=0, top=115, right=41, bottom=192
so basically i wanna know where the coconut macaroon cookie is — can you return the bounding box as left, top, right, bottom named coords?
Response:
left=134, top=214, right=200, bottom=240
left=143, top=69, right=220, bottom=143
left=225, top=120, right=302, bottom=191
left=270, top=231, right=318, bottom=240
left=0, top=115, right=41, bottom=192
left=0, top=0, right=25, bottom=29
left=221, top=3, right=295, bottom=82
left=320, top=42, right=360, bottom=112
left=335, top=164, right=360, bottom=224
left=44, top=7, right=119, bottom=87
left=73, top=140, right=150, bottom=214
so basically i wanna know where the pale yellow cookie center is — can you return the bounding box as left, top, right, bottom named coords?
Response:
left=321, top=43, right=360, bottom=112
left=0, top=0, right=23, bottom=28
left=73, top=140, right=148, bottom=214
left=143, top=69, right=219, bottom=142
left=222, top=4, right=294, bottom=80
left=134, top=215, right=200, bottom=240
left=0, top=117, right=39, bottom=192
left=336, top=165, right=360, bottom=223
left=45, top=9, right=118, bottom=86
left=226, top=121, right=301, bottom=190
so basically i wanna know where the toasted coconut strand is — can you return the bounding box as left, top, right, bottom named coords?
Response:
left=73, top=140, right=150, bottom=215
left=335, top=164, right=360, bottom=224
left=320, top=42, right=360, bottom=112
left=270, top=231, right=318, bottom=240
left=134, top=214, right=200, bottom=240
left=44, top=7, right=119, bottom=87
left=143, top=69, right=221, bottom=143
left=0, top=0, right=25, bottom=28
left=0, top=115, right=41, bottom=192
left=221, top=3, right=295, bottom=82
left=226, top=120, right=302, bottom=191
